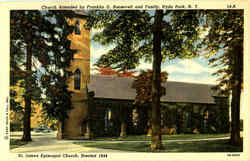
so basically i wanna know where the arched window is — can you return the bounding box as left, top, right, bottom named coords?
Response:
left=74, top=69, right=81, bottom=90
left=75, top=20, right=81, bottom=35
left=204, top=110, right=209, bottom=120
left=203, top=109, right=209, bottom=132
left=132, top=109, right=139, bottom=127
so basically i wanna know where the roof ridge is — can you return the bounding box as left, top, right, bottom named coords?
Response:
left=90, top=74, right=215, bottom=86
left=166, top=81, right=215, bottom=86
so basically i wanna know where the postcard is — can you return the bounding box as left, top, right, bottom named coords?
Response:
left=0, top=0, right=249, bottom=161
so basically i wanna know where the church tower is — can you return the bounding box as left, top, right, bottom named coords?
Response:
left=57, top=11, right=90, bottom=139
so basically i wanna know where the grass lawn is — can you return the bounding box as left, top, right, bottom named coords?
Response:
left=74, top=134, right=242, bottom=152
left=10, top=139, right=28, bottom=149
left=92, top=133, right=230, bottom=141
left=75, top=138, right=243, bottom=152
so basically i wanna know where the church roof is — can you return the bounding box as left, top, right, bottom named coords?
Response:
left=88, top=75, right=223, bottom=104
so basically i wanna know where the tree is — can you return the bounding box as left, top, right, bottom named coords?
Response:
left=10, top=10, right=44, bottom=141
left=10, top=84, right=25, bottom=131
left=10, top=10, right=76, bottom=141
left=132, top=70, right=168, bottom=104
left=38, top=11, right=78, bottom=125
left=199, top=10, right=243, bottom=145
left=86, top=10, right=202, bottom=151
left=131, top=69, right=167, bottom=140
left=151, top=11, right=164, bottom=150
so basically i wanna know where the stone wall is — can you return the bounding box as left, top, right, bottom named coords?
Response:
left=89, top=99, right=133, bottom=137
left=87, top=98, right=230, bottom=137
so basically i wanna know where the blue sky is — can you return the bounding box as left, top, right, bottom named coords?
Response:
left=90, top=29, right=222, bottom=85
left=89, top=11, right=223, bottom=85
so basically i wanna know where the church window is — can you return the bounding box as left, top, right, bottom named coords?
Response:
left=132, top=109, right=139, bottom=127
left=75, top=20, right=81, bottom=35
left=104, top=108, right=112, bottom=130
left=204, top=110, right=209, bottom=120
left=203, top=109, right=209, bottom=132
left=183, top=111, right=190, bottom=128
left=74, top=69, right=81, bottom=90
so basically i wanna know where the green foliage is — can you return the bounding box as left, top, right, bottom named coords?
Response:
left=10, top=10, right=76, bottom=123
left=86, top=10, right=203, bottom=150
left=214, top=109, right=230, bottom=133
left=86, top=11, right=203, bottom=71
left=10, top=90, right=23, bottom=112
left=42, top=80, right=73, bottom=121
left=199, top=10, right=243, bottom=95
left=198, top=10, right=243, bottom=145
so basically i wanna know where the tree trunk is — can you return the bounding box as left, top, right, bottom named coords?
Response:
left=230, top=86, right=241, bottom=145
left=21, top=42, right=32, bottom=142
left=230, top=43, right=242, bottom=146
left=151, top=10, right=163, bottom=151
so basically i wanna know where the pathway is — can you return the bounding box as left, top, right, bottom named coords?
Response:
left=10, top=132, right=126, bottom=153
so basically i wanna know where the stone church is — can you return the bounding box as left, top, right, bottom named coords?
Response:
left=57, top=11, right=230, bottom=139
